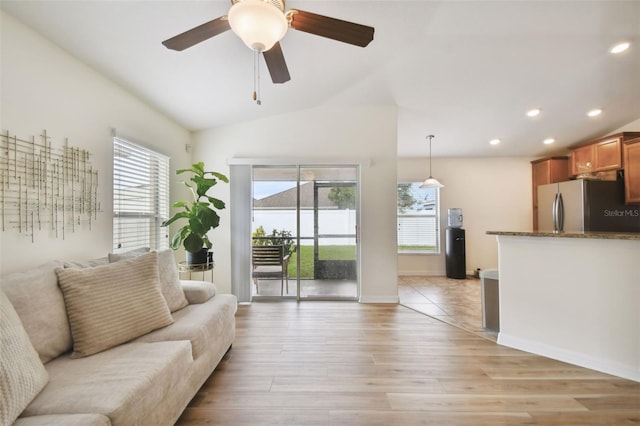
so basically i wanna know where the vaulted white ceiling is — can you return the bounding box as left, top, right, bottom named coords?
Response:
left=2, top=0, right=639, bottom=158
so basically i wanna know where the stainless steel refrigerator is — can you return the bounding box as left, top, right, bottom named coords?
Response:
left=537, top=179, right=640, bottom=232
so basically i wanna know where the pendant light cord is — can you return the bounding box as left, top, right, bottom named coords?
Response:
left=427, top=135, right=434, bottom=178
left=421, top=134, right=444, bottom=188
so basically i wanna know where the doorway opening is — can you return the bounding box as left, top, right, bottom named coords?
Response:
left=251, top=165, right=359, bottom=301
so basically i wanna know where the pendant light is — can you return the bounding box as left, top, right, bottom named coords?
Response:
left=420, top=135, right=444, bottom=188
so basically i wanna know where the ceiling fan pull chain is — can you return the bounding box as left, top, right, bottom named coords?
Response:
left=253, top=49, right=262, bottom=106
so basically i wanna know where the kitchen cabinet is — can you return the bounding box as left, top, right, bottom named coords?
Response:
left=569, top=132, right=640, bottom=177
left=594, top=137, right=622, bottom=171
left=570, top=144, right=595, bottom=176
left=531, top=157, right=569, bottom=230
left=623, top=137, right=640, bottom=204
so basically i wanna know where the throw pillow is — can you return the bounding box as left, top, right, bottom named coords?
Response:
left=62, top=257, right=109, bottom=269
left=110, top=249, right=188, bottom=312
left=155, top=250, right=189, bottom=312
left=0, top=288, right=49, bottom=426
left=0, top=260, right=72, bottom=364
left=55, top=251, right=174, bottom=358
left=106, top=246, right=150, bottom=262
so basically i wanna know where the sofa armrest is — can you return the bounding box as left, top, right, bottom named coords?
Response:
left=180, top=280, right=216, bottom=304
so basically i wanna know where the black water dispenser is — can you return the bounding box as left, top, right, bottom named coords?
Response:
left=445, top=208, right=466, bottom=279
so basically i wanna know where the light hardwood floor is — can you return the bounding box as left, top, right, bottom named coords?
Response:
left=177, top=295, right=640, bottom=425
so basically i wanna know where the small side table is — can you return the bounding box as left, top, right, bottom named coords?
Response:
left=178, top=261, right=214, bottom=282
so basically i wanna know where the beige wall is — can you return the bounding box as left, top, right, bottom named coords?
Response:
left=397, top=156, right=534, bottom=275
left=3, top=7, right=636, bottom=286
left=192, top=106, right=399, bottom=301
left=0, top=12, right=192, bottom=274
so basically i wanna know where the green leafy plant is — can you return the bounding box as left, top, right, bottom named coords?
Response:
left=162, top=162, right=228, bottom=253
left=328, top=186, right=356, bottom=209
left=252, top=226, right=296, bottom=256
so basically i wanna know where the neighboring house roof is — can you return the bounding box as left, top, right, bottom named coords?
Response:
left=253, top=182, right=337, bottom=209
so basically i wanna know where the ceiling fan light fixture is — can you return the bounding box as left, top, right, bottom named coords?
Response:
left=228, top=0, right=288, bottom=52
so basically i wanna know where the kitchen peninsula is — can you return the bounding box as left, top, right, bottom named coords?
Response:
left=487, top=231, right=640, bottom=382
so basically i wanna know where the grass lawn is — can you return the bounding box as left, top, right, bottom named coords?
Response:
left=287, top=245, right=355, bottom=278
left=398, top=245, right=438, bottom=253
left=283, top=245, right=437, bottom=278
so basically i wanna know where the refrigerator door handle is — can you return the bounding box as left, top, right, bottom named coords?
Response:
left=552, top=193, right=559, bottom=231
left=557, top=192, right=565, bottom=232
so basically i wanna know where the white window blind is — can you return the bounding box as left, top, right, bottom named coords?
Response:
left=397, top=182, right=440, bottom=254
left=113, top=137, right=169, bottom=252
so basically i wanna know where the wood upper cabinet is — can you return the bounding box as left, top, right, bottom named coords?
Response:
left=569, top=132, right=640, bottom=177
left=594, top=137, right=622, bottom=171
left=623, top=137, right=640, bottom=204
left=531, top=157, right=569, bottom=230
left=570, top=145, right=595, bottom=176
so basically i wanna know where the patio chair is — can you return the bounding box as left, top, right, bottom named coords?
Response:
left=252, top=245, right=290, bottom=295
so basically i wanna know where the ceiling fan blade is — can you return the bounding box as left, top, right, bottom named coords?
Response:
left=263, top=42, right=291, bottom=84
left=288, top=10, right=374, bottom=47
left=162, top=17, right=230, bottom=51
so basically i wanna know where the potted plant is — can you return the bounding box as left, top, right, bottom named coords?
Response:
left=252, top=226, right=296, bottom=257
left=162, top=162, right=228, bottom=264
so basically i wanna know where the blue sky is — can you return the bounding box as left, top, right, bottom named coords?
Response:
left=253, top=181, right=297, bottom=200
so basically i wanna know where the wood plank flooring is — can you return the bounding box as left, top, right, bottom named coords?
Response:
left=176, top=298, right=640, bottom=425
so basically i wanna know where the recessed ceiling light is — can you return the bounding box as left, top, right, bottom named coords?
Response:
left=610, top=42, right=630, bottom=54
left=543, top=138, right=555, bottom=145
left=489, top=139, right=501, bottom=146
left=587, top=109, right=602, bottom=117
left=526, top=109, right=541, bottom=117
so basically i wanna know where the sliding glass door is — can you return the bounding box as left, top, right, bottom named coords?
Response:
left=251, top=165, right=358, bottom=301
left=251, top=166, right=298, bottom=298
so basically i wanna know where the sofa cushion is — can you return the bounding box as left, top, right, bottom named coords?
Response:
left=0, top=288, right=49, bottom=426
left=14, top=414, right=111, bottom=426
left=134, top=293, right=238, bottom=360
left=181, top=280, right=216, bottom=304
left=62, top=257, right=109, bottom=269
left=109, top=249, right=188, bottom=313
left=0, top=260, right=72, bottom=363
left=106, top=246, right=150, bottom=261
left=156, top=249, right=189, bottom=311
left=22, top=341, right=192, bottom=426
left=55, top=251, right=174, bottom=358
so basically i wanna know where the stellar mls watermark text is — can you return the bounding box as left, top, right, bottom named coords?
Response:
left=603, top=209, right=640, bottom=217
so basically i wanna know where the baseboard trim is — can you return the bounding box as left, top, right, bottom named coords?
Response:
left=498, top=332, right=640, bottom=382
left=359, top=296, right=399, bottom=304
left=398, top=270, right=444, bottom=276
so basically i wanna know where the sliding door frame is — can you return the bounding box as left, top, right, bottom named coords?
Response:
left=230, top=158, right=365, bottom=302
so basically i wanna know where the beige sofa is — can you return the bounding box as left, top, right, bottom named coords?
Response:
left=0, top=249, right=237, bottom=426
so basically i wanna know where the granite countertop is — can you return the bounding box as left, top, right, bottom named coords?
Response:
left=486, top=230, right=640, bottom=240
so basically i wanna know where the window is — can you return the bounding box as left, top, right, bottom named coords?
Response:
left=113, top=137, right=170, bottom=252
left=397, top=182, right=440, bottom=254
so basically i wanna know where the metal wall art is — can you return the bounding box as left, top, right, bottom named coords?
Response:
left=0, top=130, right=100, bottom=242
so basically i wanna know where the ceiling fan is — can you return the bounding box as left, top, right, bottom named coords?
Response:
left=162, top=0, right=375, bottom=86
